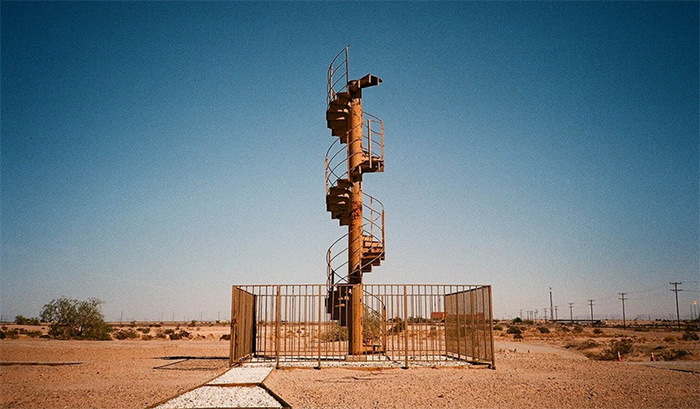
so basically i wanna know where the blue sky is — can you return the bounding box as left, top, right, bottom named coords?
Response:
left=1, top=2, right=698, bottom=322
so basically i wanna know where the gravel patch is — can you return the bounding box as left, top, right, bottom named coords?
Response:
left=208, top=366, right=273, bottom=385
left=154, top=386, right=282, bottom=408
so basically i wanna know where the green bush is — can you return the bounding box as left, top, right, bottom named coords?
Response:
left=40, top=298, right=112, bottom=340
left=512, top=317, right=523, bottom=324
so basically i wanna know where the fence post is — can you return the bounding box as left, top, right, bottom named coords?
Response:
left=275, top=285, right=281, bottom=370
left=317, top=285, right=322, bottom=369
left=403, top=285, right=409, bottom=369
left=455, top=287, right=461, bottom=359
left=488, top=285, right=496, bottom=370
left=234, top=285, right=236, bottom=366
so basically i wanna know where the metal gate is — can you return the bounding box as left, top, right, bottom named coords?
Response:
left=229, top=287, right=256, bottom=364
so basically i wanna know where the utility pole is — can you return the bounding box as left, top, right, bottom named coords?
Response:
left=120, top=311, right=123, bottom=326
left=618, top=293, right=627, bottom=329
left=588, top=299, right=594, bottom=321
left=534, top=309, right=538, bottom=321
left=549, top=287, right=554, bottom=322
left=520, top=309, right=523, bottom=319
left=670, top=282, right=682, bottom=329
left=568, top=303, right=574, bottom=323
left=544, top=308, right=548, bottom=322
left=554, top=306, right=558, bottom=321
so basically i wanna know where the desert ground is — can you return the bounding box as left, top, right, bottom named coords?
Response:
left=1, top=321, right=699, bottom=408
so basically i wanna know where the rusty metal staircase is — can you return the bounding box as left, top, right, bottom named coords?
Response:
left=323, top=48, right=386, bottom=337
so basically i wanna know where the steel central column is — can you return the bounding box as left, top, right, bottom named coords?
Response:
left=347, top=90, right=364, bottom=355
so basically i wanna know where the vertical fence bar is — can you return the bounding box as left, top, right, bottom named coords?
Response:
left=488, top=285, right=496, bottom=369
left=229, top=286, right=235, bottom=366
left=317, top=285, right=322, bottom=368
left=403, top=285, right=409, bottom=368
left=275, top=286, right=281, bottom=369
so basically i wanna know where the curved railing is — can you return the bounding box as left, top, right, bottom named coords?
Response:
left=326, top=193, right=384, bottom=288
left=327, top=46, right=349, bottom=106
left=325, top=113, right=384, bottom=194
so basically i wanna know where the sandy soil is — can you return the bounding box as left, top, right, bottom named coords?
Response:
left=1, top=323, right=699, bottom=409
left=0, top=339, right=229, bottom=409
left=266, top=341, right=700, bottom=409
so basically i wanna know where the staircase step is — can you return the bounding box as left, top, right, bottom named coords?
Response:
left=330, top=91, right=351, bottom=104
left=326, top=110, right=348, bottom=121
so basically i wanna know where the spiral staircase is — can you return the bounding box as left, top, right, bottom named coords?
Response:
left=324, top=48, right=386, bottom=337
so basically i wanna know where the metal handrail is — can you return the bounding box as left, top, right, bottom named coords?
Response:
left=325, top=113, right=384, bottom=194
left=327, top=46, right=349, bottom=106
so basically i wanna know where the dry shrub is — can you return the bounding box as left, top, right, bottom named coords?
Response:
left=566, top=339, right=601, bottom=350
left=593, top=328, right=603, bottom=335
left=506, top=326, right=522, bottom=335
left=682, top=332, right=699, bottom=341
left=220, top=334, right=231, bottom=341
left=661, top=349, right=690, bottom=361
left=0, top=329, right=19, bottom=339
left=320, top=323, right=347, bottom=342
left=537, top=326, right=550, bottom=334
left=18, top=328, right=43, bottom=338
left=663, top=336, right=676, bottom=342
left=572, top=325, right=583, bottom=334
left=113, top=329, right=140, bottom=340
left=587, top=338, right=634, bottom=360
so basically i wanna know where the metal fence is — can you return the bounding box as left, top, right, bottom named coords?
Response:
left=230, top=284, right=494, bottom=369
